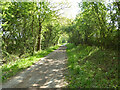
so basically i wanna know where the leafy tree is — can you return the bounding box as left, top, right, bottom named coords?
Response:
left=1, top=1, right=68, bottom=62
left=64, top=1, right=119, bottom=50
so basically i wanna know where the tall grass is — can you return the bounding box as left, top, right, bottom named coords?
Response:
left=66, top=43, right=118, bottom=88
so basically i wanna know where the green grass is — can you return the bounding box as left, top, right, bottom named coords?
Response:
left=1, top=45, right=60, bottom=82
left=66, top=43, right=118, bottom=88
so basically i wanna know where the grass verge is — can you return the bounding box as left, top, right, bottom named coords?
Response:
left=66, top=43, right=118, bottom=88
left=1, top=45, right=60, bottom=82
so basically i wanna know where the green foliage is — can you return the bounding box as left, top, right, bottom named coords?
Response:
left=66, top=43, right=118, bottom=88
left=1, top=1, right=119, bottom=88
left=1, top=1, right=66, bottom=63
left=58, top=34, right=68, bottom=44
left=64, top=2, right=119, bottom=50
left=1, top=45, right=59, bottom=82
left=2, top=2, right=38, bottom=56
left=41, top=20, right=61, bottom=49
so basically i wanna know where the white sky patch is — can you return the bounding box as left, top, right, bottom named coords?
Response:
left=48, top=0, right=117, bottom=19
left=62, top=0, right=81, bottom=19
left=49, top=0, right=82, bottom=19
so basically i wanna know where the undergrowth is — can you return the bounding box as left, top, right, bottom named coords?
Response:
left=66, top=43, right=118, bottom=88
left=1, top=45, right=60, bottom=82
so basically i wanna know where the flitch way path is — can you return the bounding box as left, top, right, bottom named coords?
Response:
left=2, top=44, right=68, bottom=88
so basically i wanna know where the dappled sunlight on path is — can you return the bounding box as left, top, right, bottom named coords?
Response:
left=2, top=45, right=68, bottom=88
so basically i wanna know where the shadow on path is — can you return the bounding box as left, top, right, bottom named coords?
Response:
left=2, top=45, right=68, bottom=88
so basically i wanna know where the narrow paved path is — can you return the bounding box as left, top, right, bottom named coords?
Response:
left=2, top=45, right=68, bottom=88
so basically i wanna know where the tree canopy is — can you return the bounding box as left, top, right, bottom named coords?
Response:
left=1, top=0, right=119, bottom=63
left=1, top=1, right=68, bottom=59
left=64, top=1, right=119, bottom=50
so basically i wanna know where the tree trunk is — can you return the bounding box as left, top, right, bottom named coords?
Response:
left=116, top=1, right=120, bottom=50
left=31, top=15, right=35, bottom=55
left=37, top=19, right=42, bottom=51
left=84, top=28, right=88, bottom=44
